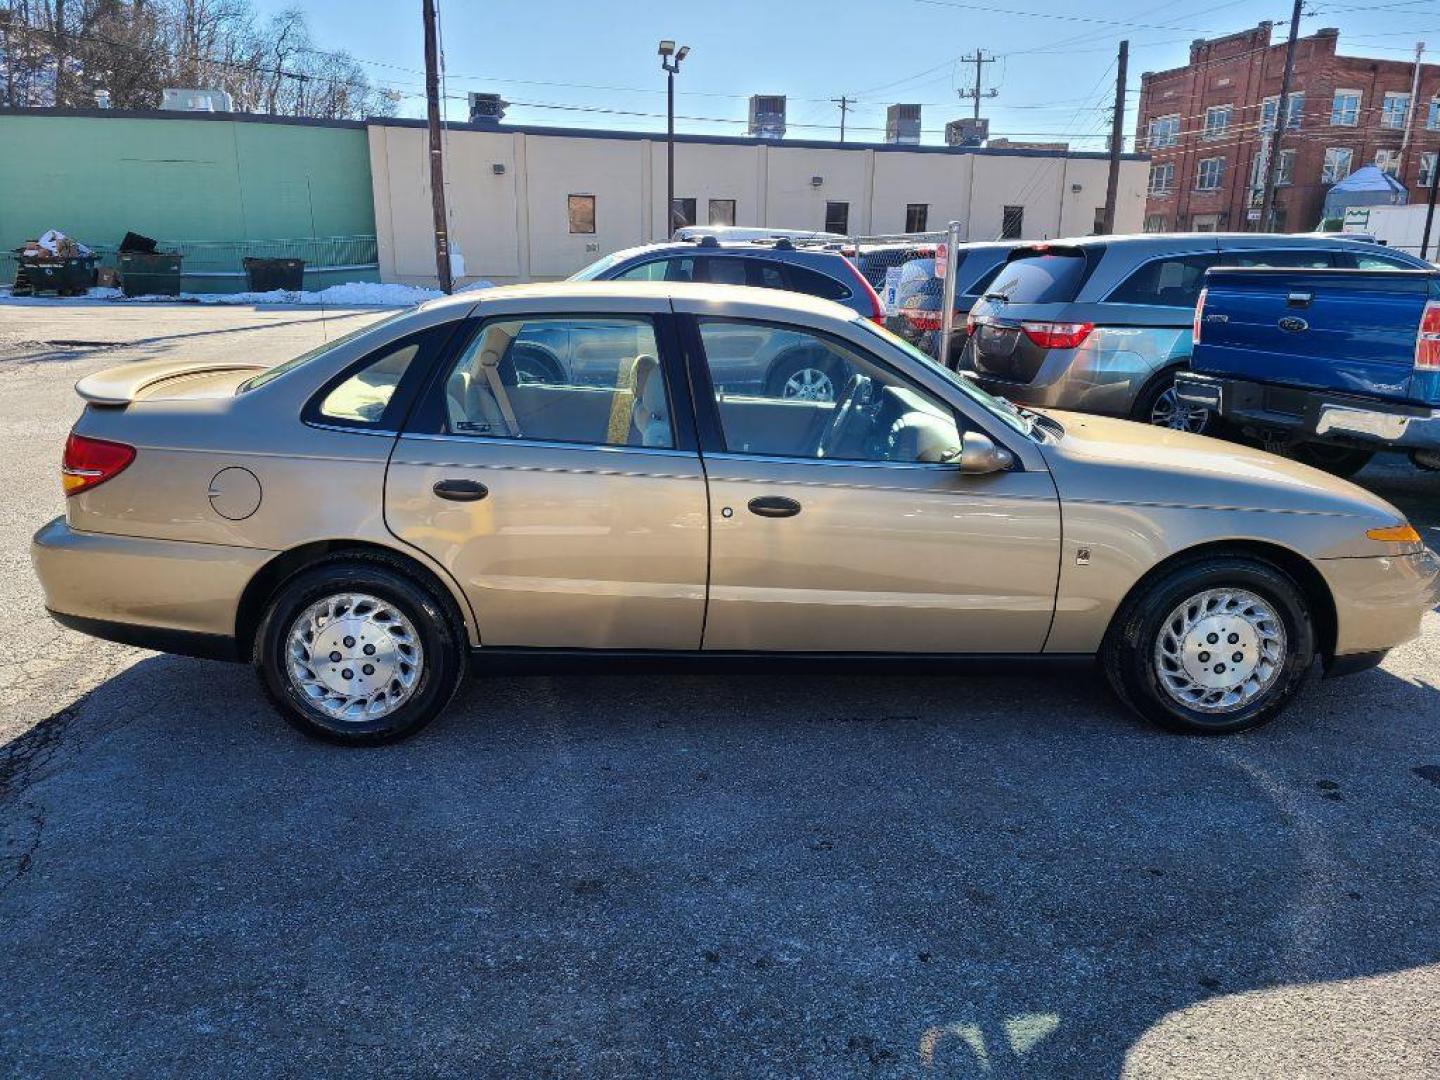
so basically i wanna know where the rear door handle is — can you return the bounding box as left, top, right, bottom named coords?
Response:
left=1286, top=291, right=1313, bottom=308
left=748, top=496, right=801, bottom=518
left=433, top=478, right=489, bottom=502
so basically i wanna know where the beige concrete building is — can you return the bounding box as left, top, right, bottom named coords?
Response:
left=367, top=118, right=1150, bottom=287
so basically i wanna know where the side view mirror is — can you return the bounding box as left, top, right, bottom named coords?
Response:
left=956, top=431, right=1014, bottom=475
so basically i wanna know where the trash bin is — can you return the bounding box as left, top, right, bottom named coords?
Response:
left=242, top=257, right=305, bottom=292
left=118, top=251, right=183, bottom=297
left=13, top=254, right=98, bottom=297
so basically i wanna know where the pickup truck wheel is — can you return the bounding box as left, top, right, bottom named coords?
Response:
left=1102, top=557, right=1314, bottom=735
left=1135, top=373, right=1211, bottom=434
left=255, top=560, right=465, bottom=745
left=1290, top=442, right=1374, bottom=479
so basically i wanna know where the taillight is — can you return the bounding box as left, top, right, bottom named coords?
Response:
left=1193, top=286, right=1207, bottom=345
left=62, top=432, right=135, bottom=496
left=1416, top=300, right=1440, bottom=371
left=901, top=309, right=943, bottom=332
left=1020, top=321, right=1094, bottom=350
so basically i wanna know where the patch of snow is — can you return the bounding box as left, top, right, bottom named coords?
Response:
left=3, top=279, right=497, bottom=308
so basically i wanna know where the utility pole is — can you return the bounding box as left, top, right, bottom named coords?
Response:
left=422, top=0, right=452, bottom=293
left=1101, top=40, right=1129, bottom=235
left=956, top=51, right=998, bottom=120
left=1422, top=151, right=1439, bottom=260
left=659, top=41, right=690, bottom=236
left=1399, top=41, right=1425, bottom=176
left=1258, top=0, right=1302, bottom=234
left=832, top=95, right=853, bottom=142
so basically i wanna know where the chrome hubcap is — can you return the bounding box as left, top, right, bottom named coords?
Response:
left=285, top=593, right=423, bottom=722
left=1155, top=588, right=1287, bottom=714
left=1149, top=386, right=1211, bottom=433
left=782, top=367, right=835, bottom=401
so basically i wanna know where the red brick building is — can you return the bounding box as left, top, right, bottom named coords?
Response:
left=1136, top=24, right=1440, bottom=233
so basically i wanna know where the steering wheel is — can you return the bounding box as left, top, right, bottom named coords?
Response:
left=816, top=373, right=874, bottom=459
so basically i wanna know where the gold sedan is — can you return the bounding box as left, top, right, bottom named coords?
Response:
left=32, top=283, right=1439, bottom=743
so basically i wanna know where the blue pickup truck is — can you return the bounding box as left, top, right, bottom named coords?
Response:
left=1177, top=265, right=1440, bottom=477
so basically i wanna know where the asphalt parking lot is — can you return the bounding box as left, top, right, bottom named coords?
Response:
left=1, top=300, right=1439, bottom=1078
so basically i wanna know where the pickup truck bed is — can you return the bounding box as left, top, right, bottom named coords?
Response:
left=1178, top=266, right=1440, bottom=472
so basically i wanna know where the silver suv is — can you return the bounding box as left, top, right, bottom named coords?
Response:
left=959, top=233, right=1429, bottom=432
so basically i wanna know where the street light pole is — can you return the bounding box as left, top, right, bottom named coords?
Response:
left=658, top=40, right=690, bottom=238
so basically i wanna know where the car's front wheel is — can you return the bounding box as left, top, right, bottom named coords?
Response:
left=1102, top=557, right=1315, bottom=734
left=255, top=558, right=465, bottom=745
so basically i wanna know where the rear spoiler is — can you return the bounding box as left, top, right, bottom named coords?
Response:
left=75, top=359, right=269, bottom=406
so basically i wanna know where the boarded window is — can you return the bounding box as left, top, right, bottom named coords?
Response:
left=671, top=198, right=697, bottom=231
left=1000, top=205, right=1024, bottom=240
left=905, top=203, right=928, bottom=232
left=708, top=198, right=737, bottom=226
left=825, top=201, right=850, bottom=234
left=568, top=195, right=596, bottom=234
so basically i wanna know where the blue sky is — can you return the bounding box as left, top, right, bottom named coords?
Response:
left=254, top=0, right=1440, bottom=149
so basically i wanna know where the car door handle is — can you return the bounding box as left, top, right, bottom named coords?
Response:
left=433, top=479, right=489, bottom=502
left=748, top=496, right=801, bottom=518
left=1286, top=291, right=1313, bottom=308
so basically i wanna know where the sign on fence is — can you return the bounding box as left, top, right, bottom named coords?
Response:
left=882, top=266, right=903, bottom=315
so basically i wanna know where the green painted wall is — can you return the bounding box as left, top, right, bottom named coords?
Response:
left=0, top=112, right=377, bottom=289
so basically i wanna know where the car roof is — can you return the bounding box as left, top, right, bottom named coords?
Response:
left=602, top=239, right=847, bottom=260
left=420, top=279, right=861, bottom=321
left=1030, top=231, right=1388, bottom=253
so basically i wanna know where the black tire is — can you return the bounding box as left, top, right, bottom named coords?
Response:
left=1289, top=441, right=1374, bottom=479
left=1102, top=556, right=1315, bottom=735
left=764, top=345, right=844, bottom=402
left=254, top=557, right=466, bottom=745
left=505, top=342, right=564, bottom=385
left=1132, top=369, right=1212, bottom=434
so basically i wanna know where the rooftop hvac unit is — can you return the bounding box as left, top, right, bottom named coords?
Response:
left=468, top=92, right=509, bottom=125
left=886, top=104, right=922, bottom=145
left=945, top=117, right=989, bottom=147
left=161, top=88, right=233, bottom=113
left=748, top=95, right=787, bottom=139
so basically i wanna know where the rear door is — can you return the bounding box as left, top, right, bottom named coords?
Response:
left=385, top=301, right=710, bottom=650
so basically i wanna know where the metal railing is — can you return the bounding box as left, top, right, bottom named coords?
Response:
left=2, top=235, right=379, bottom=290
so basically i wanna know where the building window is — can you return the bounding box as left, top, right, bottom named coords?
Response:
left=1195, top=157, right=1225, bottom=191
left=1421, top=153, right=1438, bottom=188
left=1191, top=213, right=1224, bottom=233
left=671, top=198, right=697, bottom=231
left=1375, top=149, right=1401, bottom=177
left=708, top=198, right=736, bottom=226
left=1147, top=162, right=1174, bottom=195
left=1203, top=104, right=1232, bottom=139
left=1321, top=146, right=1354, bottom=184
left=1143, top=213, right=1168, bottom=233
left=1381, top=92, right=1411, bottom=129
left=1001, top=205, right=1024, bottom=240
left=824, top=201, right=850, bottom=234
left=1331, top=90, right=1361, bottom=126
left=1262, top=91, right=1304, bottom=131
left=1277, top=148, right=1295, bottom=186
left=1146, top=114, right=1180, bottom=149
left=1429, top=96, right=1440, bottom=131
left=567, top=194, right=596, bottom=234
left=905, top=203, right=929, bottom=232
left=1252, top=149, right=1297, bottom=190
left=1092, top=207, right=1106, bottom=234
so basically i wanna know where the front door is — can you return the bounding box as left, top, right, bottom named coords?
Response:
left=684, top=314, right=1061, bottom=654
left=385, top=310, right=709, bottom=650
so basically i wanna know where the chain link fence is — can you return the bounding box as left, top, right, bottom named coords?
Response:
left=3, top=235, right=380, bottom=294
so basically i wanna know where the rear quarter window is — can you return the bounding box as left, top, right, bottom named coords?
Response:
left=784, top=263, right=852, bottom=301
left=986, top=253, right=1089, bottom=304
left=1107, top=253, right=1216, bottom=308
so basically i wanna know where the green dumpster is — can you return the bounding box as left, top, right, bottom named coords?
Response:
left=118, top=251, right=183, bottom=297
left=13, top=255, right=98, bottom=297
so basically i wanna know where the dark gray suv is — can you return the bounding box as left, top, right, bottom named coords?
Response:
left=572, top=237, right=886, bottom=401
left=958, top=233, right=1429, bottom=432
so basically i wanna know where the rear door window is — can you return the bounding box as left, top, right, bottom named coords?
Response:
left=697, top=256, right=749, bottom=286
left=1107, top=253, right=1217, bottom=308
left=1223, top=248, right=1337, bottom=268
left=985, top=253, right=1089, bottom=304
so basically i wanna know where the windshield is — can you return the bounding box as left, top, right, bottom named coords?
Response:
left=853, top=318, right=1036, bottom=438
left=237, top=309, right=413, bottom=393
left=569, top=251, right=627, bottom=281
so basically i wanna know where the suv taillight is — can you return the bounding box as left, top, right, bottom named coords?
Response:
left=62, top=432, right=135, bottom=496
left=1020, top=321, right=1094, bottom=350
left=1193, top=286, right=1207, bottom=345
left=901, top=309, right=943, bottom=332
left=1416, top=300, right=1440, bottom=371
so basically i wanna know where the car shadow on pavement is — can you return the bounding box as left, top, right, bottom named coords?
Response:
left=1, top=653, right=1438, bottom=1077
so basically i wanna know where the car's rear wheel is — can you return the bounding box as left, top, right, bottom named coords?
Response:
left=765, top=345, right=842, bottom=402
left=1102, top=557, right=1315, bottom=735
left=1288, top=441, right=1374, bottom=479
left=255, top=559, right=465, bottom=745
left=1134, top=371, right=1211, bottom=434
